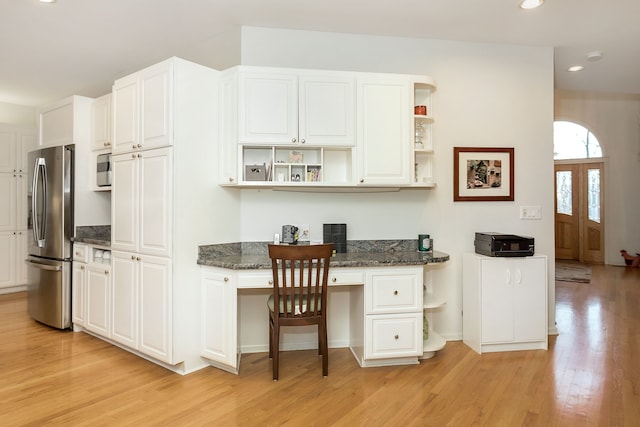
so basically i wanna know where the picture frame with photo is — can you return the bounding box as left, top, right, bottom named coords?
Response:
left=453, top=147, right=514, bottom=202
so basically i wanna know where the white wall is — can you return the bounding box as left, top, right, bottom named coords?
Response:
left=555, top=90, right=640, bottom=265
left=0, top=102, right=36, bottom=127
left=236, top=27, right=556, bottom=340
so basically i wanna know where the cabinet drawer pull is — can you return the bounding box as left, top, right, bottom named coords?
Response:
left=394, top=334, right=399, bottom=340
left=332, top=277, right=337, bottom=283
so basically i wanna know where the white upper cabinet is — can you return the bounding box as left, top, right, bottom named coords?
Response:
left=111, top=147, right=173, bottom=257
left=298, top=73, right=355, bottom=146
left=38, top=96, right=92, bottom=148
left=112, top=60, right=173, bottom=154
left=91, top=93, right=112, bottom=151
left=357, top=75, right=412, bottom=185
left=236, top=67, right=355, bottom=147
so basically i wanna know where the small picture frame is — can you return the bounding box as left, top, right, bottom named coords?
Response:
left=453, top=147, right=514, bottom=202
left=289, top=150, right=303, bottom=163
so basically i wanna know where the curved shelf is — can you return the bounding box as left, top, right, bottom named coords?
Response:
left=424, top=295, right=446, bottom=310
left=420, top=330, right=446, bottom=360
left=414, top=114, right=434, bottom=123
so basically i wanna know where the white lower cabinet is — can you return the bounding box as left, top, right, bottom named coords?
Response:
left=85, top=263, right=111, bottom=337
left=463, top=253, right=548, bottom=354
left=200, top=267, right=237, bottom=372
left=72, top=261, right=87, bottom=327
left=111, top=250, right=173, bottom=364
left=0, top=231, right=17, bottom=289
left=351, top=267, right=423, bottom=367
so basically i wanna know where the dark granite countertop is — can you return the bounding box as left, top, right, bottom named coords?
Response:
left=72, top=225, right=111, bottom=247
left=197, top=240, right=449, bottom=270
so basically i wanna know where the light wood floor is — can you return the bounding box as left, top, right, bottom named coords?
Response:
left=2, top=264, right=639, bottom=426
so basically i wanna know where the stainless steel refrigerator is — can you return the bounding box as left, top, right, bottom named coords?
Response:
left=26, top=144, right=74, bottom=329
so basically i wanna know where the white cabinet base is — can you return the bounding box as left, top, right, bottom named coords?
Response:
left=420, top=331, right=446, bottom=360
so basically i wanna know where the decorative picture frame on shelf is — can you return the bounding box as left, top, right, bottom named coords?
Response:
left=453, top=147, right=514, bottom=202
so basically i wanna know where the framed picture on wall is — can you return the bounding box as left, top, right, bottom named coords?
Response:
left=453, top=147, right=514, bottom=202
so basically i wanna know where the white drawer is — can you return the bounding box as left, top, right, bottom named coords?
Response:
left=365, top=313, right=422, bottom=359
left=365, top=271, right=421, bottom=314
left=329, top=269, right=364, bottom=286
left=236, top=271, right=272, bottom=289
left=73, top=244, right=89, bottom=263
left=237, top=268, right=365, bottom=289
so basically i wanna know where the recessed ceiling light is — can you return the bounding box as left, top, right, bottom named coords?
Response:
left=567, top=65, right=585, bottom=72
left=520, top=0, right=544, bottom=9
left=587, top=51, right=603, bottom=62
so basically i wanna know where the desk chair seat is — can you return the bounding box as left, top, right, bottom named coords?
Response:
left=267, top=243, right=334, bottom=380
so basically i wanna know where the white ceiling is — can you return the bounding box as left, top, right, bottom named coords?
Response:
left=2, top=0, right=640, bottom=107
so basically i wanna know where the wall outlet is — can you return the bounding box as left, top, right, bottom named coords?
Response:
left=298, top=224, right=310, bottom=241
left=520, top=206, right=541, bottom=220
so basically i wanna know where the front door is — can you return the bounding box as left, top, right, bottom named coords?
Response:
left=554, top=162, right=604, bottom=263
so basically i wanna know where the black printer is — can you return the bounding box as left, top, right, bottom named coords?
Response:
left=474, top=232, right=534, bottom=257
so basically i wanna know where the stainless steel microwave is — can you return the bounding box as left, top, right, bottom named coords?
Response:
left=96, top=153, right=111, bottom=187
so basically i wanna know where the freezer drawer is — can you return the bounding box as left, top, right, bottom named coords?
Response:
left=26, top=257, right=71, bottom=329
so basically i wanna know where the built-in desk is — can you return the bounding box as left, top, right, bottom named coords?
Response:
left=197, top=240, right=449, bottom=374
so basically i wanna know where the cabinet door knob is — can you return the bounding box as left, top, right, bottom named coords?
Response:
left=137, top=144, right=142, bottom=148
left=137, top=153, right=142, bottom=158
left=394, top=335, right=399, bottom=340
left=224, top=277, right=229, bottom=282
left=360, top=178, right=364, bottom=183
left=393, top=290, right=398, bottom=295
left=136, top=257, right=141, bottom=261
left=105, top=270, right=109, bottom=275
left=132, top=144, right=137, bottom=149
left=80, top=265, right=85, bottom=270
left=332, top=277, right=337, bottom=283
left=228, top=177, right=234, bottom=182
left=131, top=255, right=136, bottom=260
left=300, top=138, right=305, bottom=144
left=268, top=279, right=273, bottom=285
left=291, top=138, right=297, bottom=143
left=131, top=154, right=136, bottom=159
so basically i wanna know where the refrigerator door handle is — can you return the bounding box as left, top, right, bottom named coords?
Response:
left=25, top=259, right=62, bottom=272
left=31, top=157, right=47, bottom=248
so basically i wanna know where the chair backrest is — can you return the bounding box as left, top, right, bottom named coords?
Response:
left=268, top=244, right=334, bottom=318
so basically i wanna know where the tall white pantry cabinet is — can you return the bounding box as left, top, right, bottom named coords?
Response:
left=110, top=57, right=229, bottom=373
left=0, top=125, right=36, bottom=291
left=462, top=253, right=548, bottom=354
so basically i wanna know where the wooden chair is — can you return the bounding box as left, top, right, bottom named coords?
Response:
left=267, top=243, right=334, bottom=380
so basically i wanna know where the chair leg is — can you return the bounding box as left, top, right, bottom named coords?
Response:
left=320, top=320, right=328, bottom=377
left=268, top=318, right=273, bottom=359
left=272, top=324, right=280, bottom=381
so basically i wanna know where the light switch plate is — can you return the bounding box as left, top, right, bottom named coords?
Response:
left=520, top=206, right=541, bottom=219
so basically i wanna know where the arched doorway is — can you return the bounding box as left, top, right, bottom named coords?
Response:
left=554, top=121, right=604, bottom=263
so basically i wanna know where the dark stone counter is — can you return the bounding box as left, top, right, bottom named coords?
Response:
left=197, top=240, right=449, bottom=270
left=72, top=225, right=111, bottom=247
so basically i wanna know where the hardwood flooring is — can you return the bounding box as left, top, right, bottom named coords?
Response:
left=1, top=264, right=639, bottom=426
